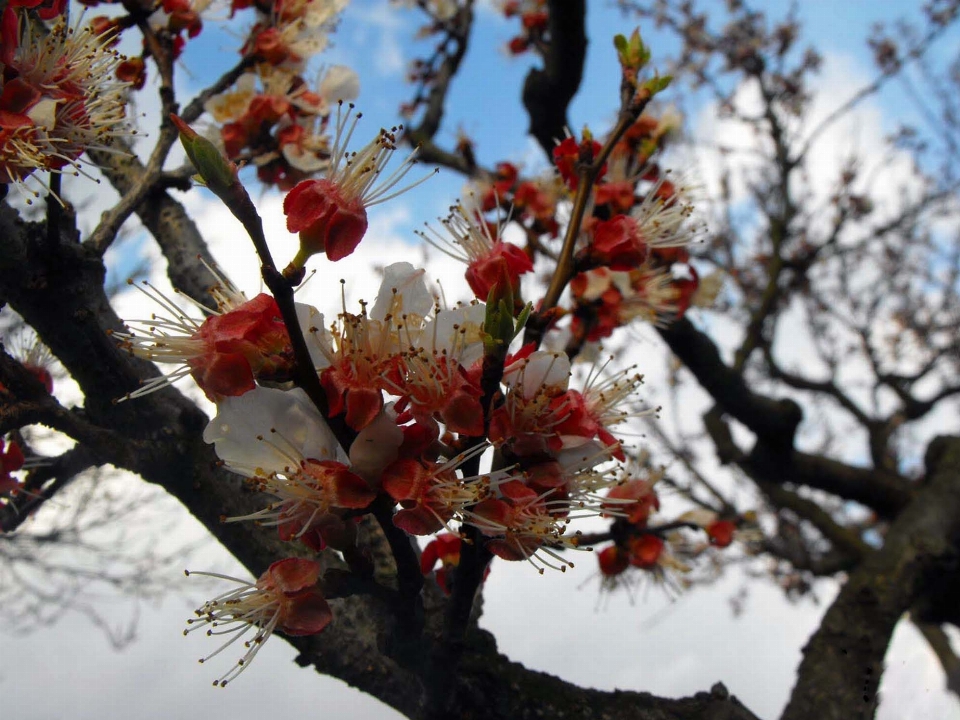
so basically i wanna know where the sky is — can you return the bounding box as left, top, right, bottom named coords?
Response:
left=4, top=1, right=960, bottom=719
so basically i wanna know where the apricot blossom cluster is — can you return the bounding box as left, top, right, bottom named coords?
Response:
left=465, top=110, right=707, bottom=350
left=112, top=34, right=723, bottom=679
left=0, top=7, right=131, bottom=200
left=200, top=0, right=356, bottom=188
left=500, top=0, right=549, bottom=55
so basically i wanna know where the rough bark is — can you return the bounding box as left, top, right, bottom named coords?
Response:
left=782, top=436, right=960, bottom=720
left=522, top=0, right=588, bottom=155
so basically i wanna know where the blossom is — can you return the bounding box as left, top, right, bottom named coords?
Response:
left=472, top=161, right=518, bottom=210
left=628, top=174, right=701, bottom=250
left=678, top=508, right=755, bottom=549
left=202, top=387, right=373, bottom=549
left=242, top=0, right=346, bottom=66
left=348, top=404, right=405, bottom=485
left=419, top=204, right=533, bottom=300
left=185, top=558, right=332, bottom=686
left=205, top=64, right=360, bottom=176
left=552, top=135, right=605, bottom=191
left=7, top=330, right=55, bottom=393
left=490, top=351, right=645, bottom=462
left=420, top=532, right=462, bottom=594
left=585, top=215, right=650, bottom=271
left=202, top=386, right=343, bottom=476
left=7, top=0, right=66, bottom=21
left=467, top=479, right=580, bottom=573
left=388, top=297, right=488, bottom=435
left=548, top=362, right=646, bottom=462
left=570, top=265, right=691, bottom=336
left=114, top=278, right=299, bottom=401
left=583, top=175, right=699, bottom=272
left=597, top=545, right=629, bottom=577
left=312, top=263, right=434, bottom=430
left=392, top=351, right=485, bottom=435
left=626, top=533, right=664, bottom=569
left=313, top=262, right=491, bottom=435
left=283, top=107, right=432, bottom=265
left=381, top=444, right=493, bottom=535
left=707, top=520, right=737, bottom=548
left=187, top=293, right=296, bottom=399
left=0, top=11, right=131, bottom=201
left=489, top=350, right=573, bottom=456
left=602, top=477, right=660, bottom=526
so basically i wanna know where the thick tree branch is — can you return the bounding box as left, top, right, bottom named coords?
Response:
left=86, top=143, right=219, bottom=305
left=783, top=436, right=960, bottom=720
left=522, top=0, right=587, bottom=155
left=660, top=317, right=802, bottom=449
left=663, top=318, right=915, bottom=516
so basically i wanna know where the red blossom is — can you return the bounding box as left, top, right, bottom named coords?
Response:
left=276, top=460, right=375, bottom=551
left=163, top=0, right=202, bottom=38
left=0, top=438, right=25, bottom=496
left=8, top=0, right=66, bottom=21
left=472, top=483, right=555, bottom=562
left=570, top=269, right=628, bottom=341
left=188, top=293, right=295, bottom=400
left=513, top=181, right=559, bottom=235
left=283, top=178, right=369, bottom=262
left=604, top=479, right=659, bottom=526
left=587, top=215, right=649, bottom=271
left=247, top=94, right=292, bottom=127
left=507, top=36, right=530, bottom=55
left=550, top=389, right=624, bottom=460
left=382, top=458, right=457, bottom=536
left=116, top=57, right=147, bottom=90
left=464, top=240, right=533, bottom=300
left=420, top=532, right=462, bottom=594
left=248, top=26, right=294, bottom=64
left=597, top=545, right=629, bottom=577
left=481, top=162, right=519, bottom=210
left=628, top=534, right=664, bottom=569
left=707, top=519, right=737, bottom=548
left=320, top=365, right=384, bottom=431
left=257, top=558, right=332, bottom=636
left=594, top=180, right=636, bottom=213
left=521, top=10, right=548, bottom=31
left=394, top=354, right=485, bottom=436
left=553, top=136, right=605, bottom=191
left=672, top=266, right=699, bottom=319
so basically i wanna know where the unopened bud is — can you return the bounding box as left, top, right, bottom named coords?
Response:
left=170, top=114, right=239, bottom=200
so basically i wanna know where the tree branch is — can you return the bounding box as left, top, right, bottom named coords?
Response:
left=783, top=436, right=960, bottom=720
left=522, top=0, right=587, bottom=155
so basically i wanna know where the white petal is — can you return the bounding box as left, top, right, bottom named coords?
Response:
left=319, top=65, right=360, bottom=103
left=295, top=303, right=332, bottom=369
left=349, top=404, right=404, bottom=485
left=283, top=144, right=329, bottom=173
left=503, top=351, right=570, bottom=398
left=554, top=440, right=611, bottom=473
left=428, top=304, right=487, bottom=367
left=27, top=98, right=60, bottom=132
left=203, top=387, right=341, bottom=476
left=370, top=262, right=435, bottom=322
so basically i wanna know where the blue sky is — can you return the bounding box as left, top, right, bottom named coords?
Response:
left=169, top=0, right=956, bottom=233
